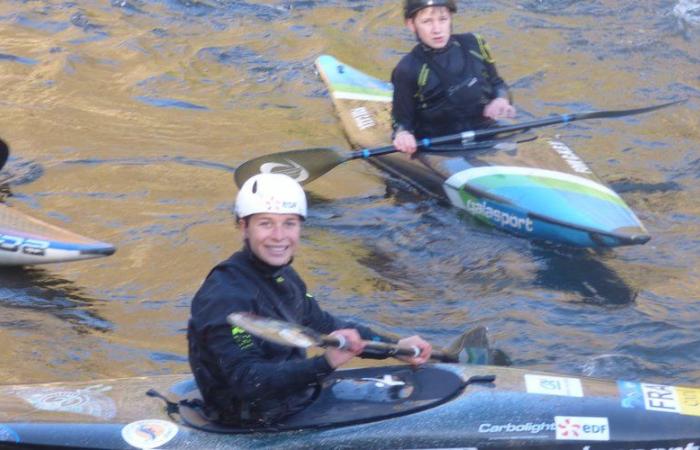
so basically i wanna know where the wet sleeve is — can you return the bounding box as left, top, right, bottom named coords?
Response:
left=485, top=60, right=510, bottom=101
left=191, top=273, right=334, bottom=401
left=391, top=57, right=419, bottom=137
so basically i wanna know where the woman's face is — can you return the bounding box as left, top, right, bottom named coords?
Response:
left=406, top=6, right=452, bottom=49
left=242, top=213, right=301, bottom=267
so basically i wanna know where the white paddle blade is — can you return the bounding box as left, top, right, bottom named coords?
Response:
left=227, top=312, right=319, bottom=348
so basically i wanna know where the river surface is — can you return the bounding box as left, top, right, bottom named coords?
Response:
left=1, top=0, right=699, bottom=391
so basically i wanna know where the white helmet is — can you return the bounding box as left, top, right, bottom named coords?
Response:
left=235, top=173, right=307, bottom=219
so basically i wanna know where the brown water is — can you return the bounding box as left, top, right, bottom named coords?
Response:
left=0, top=0, right=699, bottom=388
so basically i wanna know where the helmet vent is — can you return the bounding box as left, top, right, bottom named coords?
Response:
left=252, top=180, right=258, bottom=193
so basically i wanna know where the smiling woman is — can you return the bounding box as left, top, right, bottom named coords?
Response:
left=187, top=172, right=432, bottom=426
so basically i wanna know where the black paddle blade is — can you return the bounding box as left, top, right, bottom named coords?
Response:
left=443, top=325, right=512, bottom=366
left=444, top=326, right=489, bottom=357
left=458, top=98, right=688, bottom=144
left=0, top=139, right=8, bottom=172
left=576, top=98, right=687, bottom=120
left=234, top=147, right=349, bottom=188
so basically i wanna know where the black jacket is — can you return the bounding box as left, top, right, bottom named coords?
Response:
left=392, top=33, right=510, bottom=139
left=187, top=245, right=394, bottom=424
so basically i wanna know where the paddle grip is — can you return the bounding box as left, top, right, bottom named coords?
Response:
left=323, top=336, right=422, bottom=358
left=335, top=334, right=347, bottom=350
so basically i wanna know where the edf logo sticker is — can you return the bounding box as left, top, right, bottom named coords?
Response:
left=555, top=416, right=609, bottom=441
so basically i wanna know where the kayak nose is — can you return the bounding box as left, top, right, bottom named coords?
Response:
left=80, top=243, right=117, bottom=257
left=590, top=229, right=651, bottom=247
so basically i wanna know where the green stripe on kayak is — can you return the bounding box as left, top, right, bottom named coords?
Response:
left=470, top=174, right=626, bottom=206
left=330, top=82, right=392, bottom=98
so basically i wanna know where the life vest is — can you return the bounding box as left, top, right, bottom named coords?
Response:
left=411, top=33, right=498, bottom=138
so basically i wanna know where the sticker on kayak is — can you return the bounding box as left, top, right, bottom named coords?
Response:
left=0, top=234, right=49, bottom=256
left=443, top=187, right=535, bottom=234
left=548, top=140, right=592, bottom=175
left=618, top=381, right=700, bottom=417
left=555, top=416, right=609, bottom=441
left=478, top=421, right=555, bottom=435
left=351, top=107, right=377, bottom=130
left=122, top=419, right=178, bottom=449
left=15, top=384, right=117, bottom=419
left=465, top=198, right=533, bottom=233
left=525, top=374, right=584, bottom=397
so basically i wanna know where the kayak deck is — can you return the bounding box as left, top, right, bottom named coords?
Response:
left=1, top=364, right=700, bottom=449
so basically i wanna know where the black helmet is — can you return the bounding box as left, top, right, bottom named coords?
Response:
left=404, top=0, right=457, bottom=19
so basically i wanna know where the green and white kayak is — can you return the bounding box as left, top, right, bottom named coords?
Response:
left=314, top=55, right=651, bottom=248
left=1, top=363, right=699, bottom=449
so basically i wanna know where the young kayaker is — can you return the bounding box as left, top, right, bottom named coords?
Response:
left=187, top=173, right=432, bottom=426
left=392, top=0, right=516, bottom=155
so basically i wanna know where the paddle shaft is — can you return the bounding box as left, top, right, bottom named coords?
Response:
left=321, top=335, right=455, bottom=363
left=233, top=99, right=684, bottom=187
left=347, top=99, right=686, bottom=161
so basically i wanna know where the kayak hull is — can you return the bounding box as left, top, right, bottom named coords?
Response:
left=315, top=55, right=650, bottom=248
left=0, top=204, right=115, bottom=266
left=1, top=364, right=699, bottom=449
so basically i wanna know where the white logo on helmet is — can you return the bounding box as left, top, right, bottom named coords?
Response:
left=259, top=159, right=310, bottom=183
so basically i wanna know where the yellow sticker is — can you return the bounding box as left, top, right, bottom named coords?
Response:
left=677, top=387, right=700, bottom=417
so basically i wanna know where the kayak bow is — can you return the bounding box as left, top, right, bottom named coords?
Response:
left=0, top=204, right=116, bottom=266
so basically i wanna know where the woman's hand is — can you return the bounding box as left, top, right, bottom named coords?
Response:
left=324, top=329, right=366, bottom=368
left=395, top=335, right=432, bottom=366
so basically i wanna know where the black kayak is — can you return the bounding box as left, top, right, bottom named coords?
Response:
left=1, top=362, right=700, bottom=449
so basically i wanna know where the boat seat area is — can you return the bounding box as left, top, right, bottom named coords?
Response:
left=177, top=365, right=465, bottom=433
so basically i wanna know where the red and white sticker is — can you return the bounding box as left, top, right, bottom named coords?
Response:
left=121, top=419, right=178, bottom=449
left=555, top=416, right=609, bottom=441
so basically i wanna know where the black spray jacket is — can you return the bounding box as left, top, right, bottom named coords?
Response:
left=187, top=245, right=394, bottom=424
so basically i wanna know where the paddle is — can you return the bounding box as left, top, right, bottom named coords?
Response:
left=227, top=312, right=508, bottom=365
left=233, top=98, right=685, bottom=187
left=0, top=139, right=8, bottom=172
